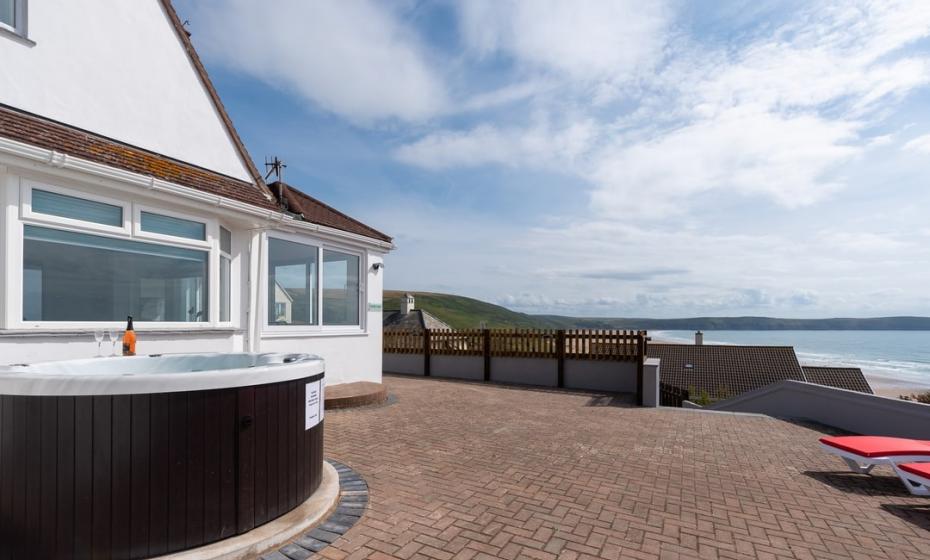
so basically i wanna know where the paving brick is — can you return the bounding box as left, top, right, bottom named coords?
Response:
left=312, top=376, right=929, bottom=560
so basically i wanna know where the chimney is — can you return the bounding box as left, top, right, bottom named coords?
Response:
left=695, top=330, right=704, bottom=345
left=400, top=293, right=415, bottom=315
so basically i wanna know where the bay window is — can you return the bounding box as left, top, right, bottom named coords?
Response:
left=11, top=180, right=368, bottom=331
left=266, top=236, right=362, bottom=329
left=17, top=181, right=227, bottom=327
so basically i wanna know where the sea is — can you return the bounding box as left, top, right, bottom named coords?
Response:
left=653, top=330, right=930, bottom=390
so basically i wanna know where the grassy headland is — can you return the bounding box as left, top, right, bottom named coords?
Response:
left=384, top=290, right=930, bottom=331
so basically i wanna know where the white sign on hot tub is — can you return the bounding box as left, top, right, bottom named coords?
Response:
left=305, top=380, right=323, bottom=430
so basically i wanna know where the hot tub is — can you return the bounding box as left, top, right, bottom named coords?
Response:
left=0, top=352, right=325, bottom=560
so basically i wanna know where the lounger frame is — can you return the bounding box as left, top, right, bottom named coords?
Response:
left=891, top=464, right=930, bottom=496
left=820, top=442, right=930, bottom=496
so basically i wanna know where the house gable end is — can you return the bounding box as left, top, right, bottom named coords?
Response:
left=0, top=0, right=263, bottom=189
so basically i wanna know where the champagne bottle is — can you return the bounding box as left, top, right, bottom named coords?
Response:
left=122, top=316, right=137, bottom=356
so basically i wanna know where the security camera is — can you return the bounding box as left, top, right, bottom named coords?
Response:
left=372, top=263, right=383, bottom=270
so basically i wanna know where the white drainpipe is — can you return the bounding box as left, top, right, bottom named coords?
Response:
left=247, top=230, right=265, bottom=353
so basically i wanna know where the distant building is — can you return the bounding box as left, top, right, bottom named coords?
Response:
left=383, top=293, right=453, bottom=331
left=650, top=333, right=872, bottom=400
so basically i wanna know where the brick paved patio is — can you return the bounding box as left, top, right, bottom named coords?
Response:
left=317, top=375, right=930, bottom=560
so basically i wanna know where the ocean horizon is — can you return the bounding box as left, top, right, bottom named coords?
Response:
left=653, top=330, right=930, bottom=391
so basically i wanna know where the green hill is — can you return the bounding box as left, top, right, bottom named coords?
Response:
left=384, top=291, right=930, bottom=331
left=383, top=291, right=557, bottom=330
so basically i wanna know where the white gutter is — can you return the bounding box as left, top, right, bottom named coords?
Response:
left=0, top=136, right=395, bottom=251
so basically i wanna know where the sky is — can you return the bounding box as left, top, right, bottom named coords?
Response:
left=175, top=0, right=930, bottom=319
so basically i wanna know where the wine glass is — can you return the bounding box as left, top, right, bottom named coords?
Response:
left=108, top=329, right=121, bottom=356
left=93, top=330, right=104, bottom=357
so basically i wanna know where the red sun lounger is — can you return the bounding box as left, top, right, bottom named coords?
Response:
left=891, top=463, right=930, bottom=496
left=819, top=435, right=930, bottom=475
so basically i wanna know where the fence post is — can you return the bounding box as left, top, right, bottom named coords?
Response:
left=483, top=329, right=491, bottom=381
left=635, top=332, right=645, bottom=406
left=423, top=329, right=431, bottom=377
left=556, top=330, right=565, bottom=388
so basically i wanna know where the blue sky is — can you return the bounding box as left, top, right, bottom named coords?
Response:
left=176, top=1, right=930, bottom=318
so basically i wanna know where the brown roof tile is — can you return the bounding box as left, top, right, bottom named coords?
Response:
left=801, top=366, right=873, bottom=394
left=272, top=181, right=392, bottom=243
left=0, top=104, right=279, bottom=211
left=648, top=343, right=805, bottom=399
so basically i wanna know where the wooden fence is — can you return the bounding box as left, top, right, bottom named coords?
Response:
left=384, top=328, right=649, bottom=404
left=384, top=328, right=647, bottom=360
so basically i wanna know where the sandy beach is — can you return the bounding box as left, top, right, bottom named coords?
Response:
left=869, top=380, right=930, bottom=399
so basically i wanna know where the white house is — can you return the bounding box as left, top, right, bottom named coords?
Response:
left=0, top=0, right=392, bottom=385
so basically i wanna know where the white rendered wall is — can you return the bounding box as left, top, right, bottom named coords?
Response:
left=383, top=354, right=425, bottom=376
left=0, top=0, right=252, bottom=181
left=0, top=332, right=241, bottom=364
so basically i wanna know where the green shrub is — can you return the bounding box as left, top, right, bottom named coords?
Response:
left=900, top=391, right=930, bottom=404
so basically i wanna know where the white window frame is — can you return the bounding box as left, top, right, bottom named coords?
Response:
left=263, top=230, right=367, bottom=337
left=12, top=180, right=231, bottom=330
left=0, top=0, right=28, bottom=39
left=217, top=225, right=234, bottom=325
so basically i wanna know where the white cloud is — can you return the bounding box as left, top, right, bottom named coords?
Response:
left=589, top=107, right=861, bottom=215
left=187, top=0, right=446, bottom=123
left=393, top=120, right=598, bottom=171
left=902, top=133, right=930, bottom=153
left=457, top=0, right=672, bottom=82
left=677, top=3, right=930, bottom=118
left=397, top=0, right=930, bottom=218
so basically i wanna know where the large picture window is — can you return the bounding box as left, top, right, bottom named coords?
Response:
left=267, top=237, right=318, bottom=326
left=266, top=237, right=362, bottom=328
left=23, top=226, right=208, bottom=322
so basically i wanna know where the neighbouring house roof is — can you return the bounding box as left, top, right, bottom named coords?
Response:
left=648, top=343, right=806, bottom=399
left=383, top=309, right=452, bottom=331
left=650, top=343, right=875, bottom=399
left=271, top=181, right=393, bottom=243
left=0, top=104, right=279, bottom=211
left=801, top=366, right=873, bottom=394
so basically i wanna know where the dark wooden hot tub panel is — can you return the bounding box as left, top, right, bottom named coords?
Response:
left=0, top=374, right=324, bottom=560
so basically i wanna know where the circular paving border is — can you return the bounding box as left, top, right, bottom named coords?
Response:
left=261, top=460, right=369, bottom=560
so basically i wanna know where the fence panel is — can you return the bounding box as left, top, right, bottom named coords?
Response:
left=383, top=331, right=425, bottom=354
left=488, top=329, right=559, bottom=359
left=565, top=330, right=642, bottom=362
left=428, top=329, right=485, bottom=357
